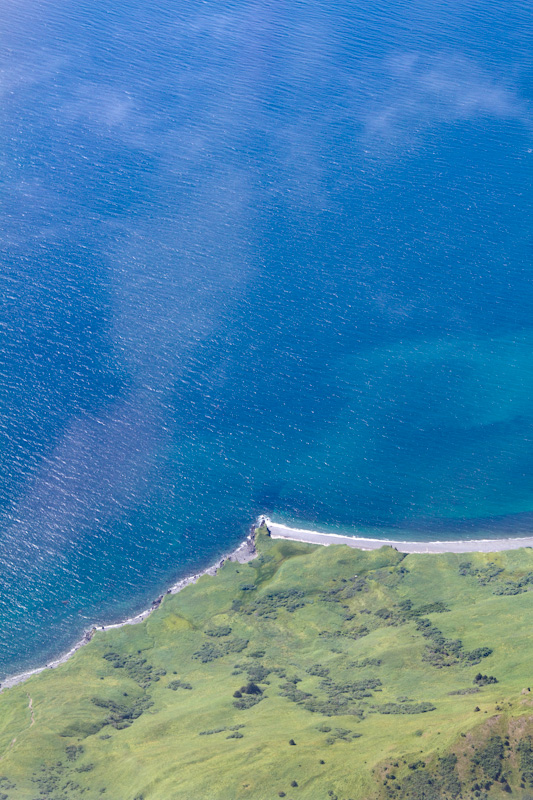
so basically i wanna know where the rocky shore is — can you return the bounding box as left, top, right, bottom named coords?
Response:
left=0, top=526, right=258, bottom=692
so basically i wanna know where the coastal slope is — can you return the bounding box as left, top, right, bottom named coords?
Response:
left=1, top=528, right=533, bottom=799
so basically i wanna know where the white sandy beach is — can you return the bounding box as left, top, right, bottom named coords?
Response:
left=264, top=517, right=533, bottom=554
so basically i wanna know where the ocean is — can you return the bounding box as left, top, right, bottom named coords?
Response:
left=0, top=0, right=532, bottom=676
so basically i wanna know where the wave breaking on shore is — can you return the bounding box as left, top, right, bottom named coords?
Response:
left=0, top=531, right=257, bottom=692
left=264, top=517, right=533, bottom=554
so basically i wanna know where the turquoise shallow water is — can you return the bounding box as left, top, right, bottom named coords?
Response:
left=0, top=0, right=532, bottom=675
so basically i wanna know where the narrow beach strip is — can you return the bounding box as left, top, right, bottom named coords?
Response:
left=0, top=534, right=256, bottom=692
left=264, top=517, right=533, bottom=554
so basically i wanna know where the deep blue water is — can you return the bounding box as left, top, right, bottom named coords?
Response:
left=0, top=0, right=532, bottom=676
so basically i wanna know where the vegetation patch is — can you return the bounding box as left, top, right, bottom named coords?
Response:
left=192, top=637, right=249, bottom=662
left=237, top=588, right=307, bottom=618
left=167, top=679, right=192, bottom=690
left=474, top=673, right=498, bottom=686
left=103, top=652, right=166, bottom=688
left=375, top=702, right=436, bottom=715
left=3, top=530, right=533, bottom=800
left=415, top=618, right=492, bottom=668
left=91, top=694, right=154, bottom=729
left=205, top=625, right=232, bottom=637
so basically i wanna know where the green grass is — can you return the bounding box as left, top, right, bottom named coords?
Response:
left=2, top=530, right=533, bottom=799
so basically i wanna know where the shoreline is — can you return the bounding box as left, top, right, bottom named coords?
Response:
left=3, top=514, right=533, bottom=692
left=265, top=517, right=533, bottom=554
left=0, top=530, right=257, bottom=692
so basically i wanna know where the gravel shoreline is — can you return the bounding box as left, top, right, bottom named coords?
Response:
left=0, top=530, right=257, bottom=692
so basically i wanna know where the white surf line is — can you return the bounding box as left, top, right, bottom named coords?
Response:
left=263, top=517, right=533, bottom=554
left=0, top=531, right=257, bottom=693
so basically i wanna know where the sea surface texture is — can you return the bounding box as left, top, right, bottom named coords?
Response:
left=0, top=0, right=532, bottom=676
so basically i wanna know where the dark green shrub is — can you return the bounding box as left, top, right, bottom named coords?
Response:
left=233, top=694, right=263, bottom=710
left=91, top=695, right=154, bottom=729
left=376, top=702, right=435, bottom=715
left=240, top=588, right=306, bottom=619
left=167, top=679, right=192, bottom=691
left=205, top=625, right=232, bottom=637
left=412, top=601, right=450, bottom=615
left=245, top=663, right=270, bottom=682
left=307, top=665, right=329, bottom=677
left=349, top=658, right=382, bottom=668
left=241, top=681, right=262, bottom=695
left=518, top=738, right=533, bottom=786
left=66, top=745, right=84, bottom=761
left=472, top=736, right=504, bottom=781
left=198, top=727, right=226, bottom=735
left=102, top=652, right=165, bottom=688
left=416, top=619, right=492, bottom=668
left=193, top=637, right=248, bottom=662
left=473, top=673, right=498, bottom=686
left=398, top=769, right=440, bottom=800
left=467, top=647, right=493, bottom=662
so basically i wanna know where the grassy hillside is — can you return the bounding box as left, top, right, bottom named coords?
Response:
left=2, top=528, right=533, bottom=799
